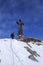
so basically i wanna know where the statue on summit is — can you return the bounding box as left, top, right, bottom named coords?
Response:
left=16, top=19, right=24, bottom=37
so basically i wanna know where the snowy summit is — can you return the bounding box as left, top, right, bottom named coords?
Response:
left=0, top=39, right=43, bottom=65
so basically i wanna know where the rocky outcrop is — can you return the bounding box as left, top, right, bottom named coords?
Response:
left=21, top=37, right=41, bottom=42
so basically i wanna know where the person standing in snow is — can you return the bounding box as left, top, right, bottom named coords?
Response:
left=10, top=32, right=14, bottom=39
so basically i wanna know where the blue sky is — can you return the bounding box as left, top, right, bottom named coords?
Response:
left=0, top=0, right=43, bottom=40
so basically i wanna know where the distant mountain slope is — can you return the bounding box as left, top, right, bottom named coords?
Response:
left=0, top=39, right=43, bottom=65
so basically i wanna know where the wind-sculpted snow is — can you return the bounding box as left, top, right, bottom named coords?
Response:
left=0, top=39, right=43, bottom=65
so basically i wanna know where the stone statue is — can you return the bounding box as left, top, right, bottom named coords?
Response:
left=16, top=19, right=24, bottom=37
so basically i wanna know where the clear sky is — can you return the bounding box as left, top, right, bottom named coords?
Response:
left=0, top=0, right=43, bottom=40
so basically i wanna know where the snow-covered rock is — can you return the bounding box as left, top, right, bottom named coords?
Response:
left=0, top=39, right=43, bottom=65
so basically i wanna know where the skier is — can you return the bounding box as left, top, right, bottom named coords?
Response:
left=10, top=32, right=14, bottom=39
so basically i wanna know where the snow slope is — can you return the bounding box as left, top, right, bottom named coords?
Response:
left=0, top=39, right=43, bottom=65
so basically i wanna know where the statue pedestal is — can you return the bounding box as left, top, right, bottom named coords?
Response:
left=16, top=35, right=24, bottom=41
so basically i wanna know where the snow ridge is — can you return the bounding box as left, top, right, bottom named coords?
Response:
left=0, top=39, right=43, bottom=65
